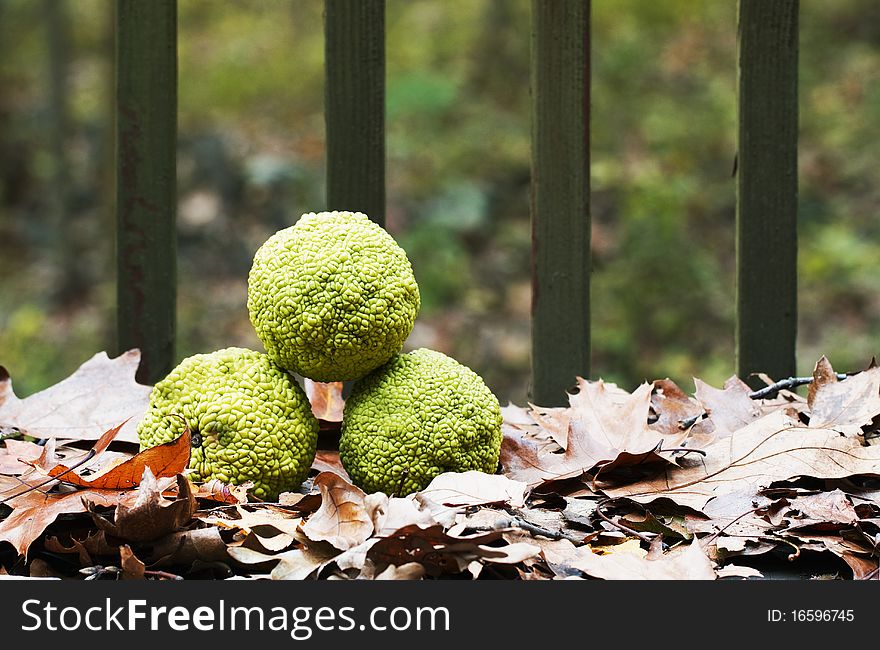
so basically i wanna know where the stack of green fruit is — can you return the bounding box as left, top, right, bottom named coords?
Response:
left=137, top=211, right=502, bottom=500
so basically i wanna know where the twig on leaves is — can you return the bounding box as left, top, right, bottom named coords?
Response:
left=678, top=372, right=851, bottom=430
left=749, top=373, right=848, bottom=400
left=594, top=499, right=654, bottom=545
left=505, top=515, right=590, bottom=545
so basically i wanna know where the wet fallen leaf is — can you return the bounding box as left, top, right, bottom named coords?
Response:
left=0, top=350, right=150, bottom=444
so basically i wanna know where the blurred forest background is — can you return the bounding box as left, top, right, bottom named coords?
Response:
left=0, top=0, right=878, bottom=404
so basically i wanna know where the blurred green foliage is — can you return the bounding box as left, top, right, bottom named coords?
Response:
left=0, top=0, right=878, bottom=403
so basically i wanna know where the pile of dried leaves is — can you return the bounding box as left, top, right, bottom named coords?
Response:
left=1, top=351, right=878, bottom=580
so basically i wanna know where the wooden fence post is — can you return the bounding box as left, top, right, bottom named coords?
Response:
left=736, top=0, right=799, bottom=385
left=116, top=0, right=177, bottom=384
left=530, top=0, right=591, bottom=406
left=324, top=0, right=385, bottom=226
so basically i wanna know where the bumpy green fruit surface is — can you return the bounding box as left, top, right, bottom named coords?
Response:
left=339, top=348, right=502, bottom=495
left=136, top=347, right=318, bottom=500
left=247, top=211, right=420, bottom=382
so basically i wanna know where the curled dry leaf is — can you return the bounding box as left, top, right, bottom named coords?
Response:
left=199, top=505, right=304, bottom=553
left=807, top=360, right=880, bottom=436
left=694, top=376, right=766, bottom=439
left=87, top=470, right=197, bottom=542
left=119, top=544, right=146, bottom=580
left=301, top=472, right=373, bottom=550
left=372, top=562, right=426, bottom=580
left=715, top=565, right=763, bottom=579
left=192, top=479, right=250, bottom=504
left=0, top=350, right=150, bottom=444
left=502, top=379, right=694, bottom=489
left=145, top=527, right=230, bottom=568
left=364, top=492, right=439, bottom=537
left=44, top=531, right=118, bottom=566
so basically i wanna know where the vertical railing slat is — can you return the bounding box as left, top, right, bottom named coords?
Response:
left=736, top=0, right=799, bottom=384
left=530, top=0, right=591, bottom=406
left=324, top=0, right=385, bottom=226
left=116, top=0, right=177, bottom=384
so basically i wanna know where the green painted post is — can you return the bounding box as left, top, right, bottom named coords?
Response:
left=530, top=0, right=591, bottom=406
left=324, top=0, right=385, bottom=226
left=115, top=0, right=177, bottom=384
left=736, top=0, right=798, bottom=385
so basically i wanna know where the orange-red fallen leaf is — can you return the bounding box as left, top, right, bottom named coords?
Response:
left=301, top=472, right=373, bottom=550
left=304, top=380, right=345, bottom=422
left=48, top=428, right=191, bottom=489
left=0, top=350, right=150, bottom=444
left=120, top=545, right=146, bottom=580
